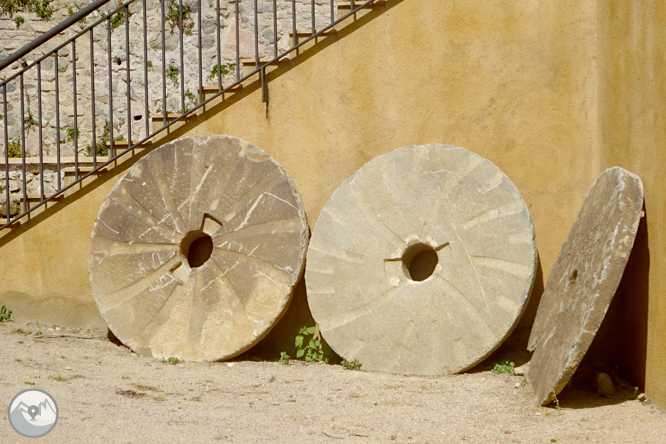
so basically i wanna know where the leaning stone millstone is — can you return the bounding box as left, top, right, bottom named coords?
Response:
left=306, top=144, right=537, bottom=375
left=526, top=167, right=643, bottom=405
left=88, top=135, right=308, bottom=361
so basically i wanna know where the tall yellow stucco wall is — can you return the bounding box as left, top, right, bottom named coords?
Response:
left=596, top=1, right=666, bottom=409
left=7, top=0, right=665, bottom=406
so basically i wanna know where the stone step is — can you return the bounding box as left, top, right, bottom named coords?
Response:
left=150, top=113, right=198, bottom=121
left=0, top=218, right=20, bottom=227
left=240, top=57, right=289, bottom=75
left=62, top=164, right=109, bottom=188
left=63, top=166, right=109, bottom=175
left=150, top=112, right=200, bottom=134
left=0, top=156, right=108, bottom=166
left=240, top=57, right=288, bottom=66
left=197, top=84, right=244, bottom=101
left=288, top=28, right=338, bottom=37
left=197, top=84, right=243, bottom=95
left=20, top=194, right=64, bottom=212
left=337, top=0, right=387, bottom=7
left=150, top=113, right=197, bottom=130
left=105, top=139, right=153, bottom=148
left=25, top=193, right=64, bottom=201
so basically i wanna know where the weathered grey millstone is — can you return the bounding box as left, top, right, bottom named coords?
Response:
left=306, top=144, right=537, bottom=375
left=88, top=135, right=309, bottom=361
left=526, top=167, right=643, bottom=405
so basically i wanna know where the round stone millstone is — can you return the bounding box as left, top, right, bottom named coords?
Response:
left=527, top=167, right=643, bottom=405
left=306, top=144, right=537, bottom=375
left=88, top=135, right=309, bottom=361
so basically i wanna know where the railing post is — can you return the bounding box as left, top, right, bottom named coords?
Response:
left=37, top=62, right=44, bottom=199
left=126, top=5, right=132, bottom=146
left=216, top=0, right=222, bottom=90
left=72, top=40, right=79, bottom=180
left=235, top=0, right=240, bottom=82
left=19, top=73, right=27, bottom=211
left=161, top=0, right=167, bottom=125
left=3, top=84, right=9, bottom=222
left=179, top=0, right=185, bottom=113
left=254, top=0, right=259, bottom=68
left=54, top=51, right=61, bottom=190
left=90, top=28, right=97, bottom=168
left=143, top=0, right=149, bottom=139
left=107, top=17, right=114, bottom=159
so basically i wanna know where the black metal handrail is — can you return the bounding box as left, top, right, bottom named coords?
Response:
left=0, top=0, right=386, bottom=229
left=0, top=0, right=112, bottom=72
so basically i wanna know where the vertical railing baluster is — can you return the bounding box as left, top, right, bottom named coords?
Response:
left=235, top=0, right=239, bottom=82
left=161, top=0, right=167, bottom=125
left=254, top=0, right=259, bottom=68
left=37, top=62, right=44, bottom=200
left=292, top=0, right=296, bottom=48
left=311, top=0, right=315, bottom=34
left=90, top=29, right=97, bottom=168
left=197, top=0, right=202, bottom=105
left=330, top=0, right=334, bottom=24
left=272, top=0, right=277, bottom=58
left=179, top=0, right=185, bottom=113
left=125, top=5, right=132, bottom=146
left=19, top=74, right=27, bottom=211
left=3, top=84, right=9, bottom=222
left=107, top=17, right=114, bottom=159
left=215, top=0, right=222, bottom=90
left=72, top=40, right=79, bottom=181
left=54, top=51, right=61, bottom=190
left=143, top=0, right=149, bottom=139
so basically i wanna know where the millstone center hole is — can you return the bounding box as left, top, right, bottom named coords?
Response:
left=180, top=230, right=213, bottom=268
left=402, top=243, right=438, bottom=282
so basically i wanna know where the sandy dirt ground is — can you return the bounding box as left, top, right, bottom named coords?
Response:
left=1, top=319, right=665, bottom=444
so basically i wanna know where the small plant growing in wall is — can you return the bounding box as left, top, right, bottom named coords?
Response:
left=101, top=0, right=131, bottom=30
left=23, top=108, right=38, bottom=132
left=6, top=139, right=22, bottom=158
left=208, top=63, right=236, bottom=81
left=108, top=10, right=124, bottom=29
left=0, top=0, right=53, bottom=20
left=64, top=125, right=79, bottom=143
left=166, top=64, right=179, bottom=83
left=84, top=119, right=124, bottom=157
left=13, top=15, right=23, bottom=28
left=68, top=4, right=87, bottom=26
left=165, top=0, right=194, bottom=35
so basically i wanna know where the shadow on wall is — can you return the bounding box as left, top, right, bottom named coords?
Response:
left=583, top=205, right=650, bottom=390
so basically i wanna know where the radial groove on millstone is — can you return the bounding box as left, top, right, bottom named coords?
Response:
left=527, top=167, right=644, bottom=406
left=306, top=144, right=537, bottom=375
left=89, top=135, right=308, bottom=361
